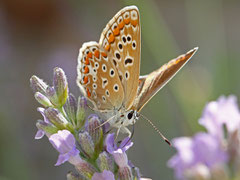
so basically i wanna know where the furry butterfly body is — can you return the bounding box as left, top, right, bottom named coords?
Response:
left=77, top=6, right=198, bottom=136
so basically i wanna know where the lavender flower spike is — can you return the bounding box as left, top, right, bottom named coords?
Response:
left=92, top=170, right=115, bottom=180
left=49, top=130, right=80, bottom=166
left=168, top=133, right=228, bottom=179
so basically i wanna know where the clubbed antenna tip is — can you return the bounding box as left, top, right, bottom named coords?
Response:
left=165, top=139, right=171, bottom=146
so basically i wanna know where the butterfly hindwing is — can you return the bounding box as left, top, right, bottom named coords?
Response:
left=77, top=42, right=124, bottom=110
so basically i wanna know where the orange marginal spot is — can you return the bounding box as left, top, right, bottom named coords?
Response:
left=113, top=26, right=120, bottom=36
left=124, top=18, right=130, bottom=25
left=118, top=21, right=125, bottom=30
left=131, top=19, right=138, bottom=27
left=108, top=33, right=115, bottom=44
left=94, top=49, right=100, bottom=59
left=85, top=57, right=90, bottom=65
left=86, top=88, right=91, bottom=97
left=87, top=52, right=92, bottom=58
left=84, top=66, right=89, bottom=74
left=101, top=52, right=107, bottom=57
left=105, top=44, right=110, bottom=51
left=83, top=76, right=88, bottom=84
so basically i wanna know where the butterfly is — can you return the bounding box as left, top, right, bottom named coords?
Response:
left=77, top=5, right=198, bottom=137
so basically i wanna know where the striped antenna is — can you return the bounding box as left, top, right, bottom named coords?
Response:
left=139, top=114, right=171, bottom=146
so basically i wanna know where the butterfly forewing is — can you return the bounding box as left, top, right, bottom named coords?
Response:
left=77, top=42, right=124, bottom=110
left=132, top=47, right=198, bottom=112
left=99, top=6, right=141, bottom=110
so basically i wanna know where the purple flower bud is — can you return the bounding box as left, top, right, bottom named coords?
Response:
left=30, top=75, right=48, bottom=94
left=92, top=170, right=115, bottom=180
left=97, top=151, right=114, bottom=172
left=118, top=166, right=133, bottom=180
left=87, top=115, right=103, bottom=148
left=53, top=67, right=68, bottom=106
left=44, top=107, right=69, bottom=129
left=34, top=92, right=53, bottom=107
left=79, top=132, right=95, bottom=158
left=65, top=94, right=77, bottom=125
left=79, top=96, right=87, bottom=109
left=46, top=86, right=59, bottom=107
left=76, top=97, right=87, bottom=129
left=49, top=130, right=80, bottom=166
left=74, top=159, right=97, bottom=179
left=66, top=172, right=82, bottom=180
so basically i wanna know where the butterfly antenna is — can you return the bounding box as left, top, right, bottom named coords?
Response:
left=94, top=114, right=117, bottom=130
left=139, top=114, right=171, bottom=146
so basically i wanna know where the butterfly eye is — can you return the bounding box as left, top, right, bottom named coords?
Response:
left=127, top=110, right=134, bottom=120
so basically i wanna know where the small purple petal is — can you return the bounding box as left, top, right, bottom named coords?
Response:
left=92, top=170, right=115, bottom=180
left=167, top=137, right=194, bottom=179
left=119, top=137, right=133, bottom=152
left=192, top=133, right=228, bottom=167
left=106, top=133, right=117, bottom=154
left=37, top=107, right=49, bottom=123
left=49, top=130, right=79, bottom=166
left=35, top=129, right=45, bottom=139
left=50, top=130, right=76, bottom=153
left=172, top=137, right=194, bottom=165
left=55, top=153, right=70, bottom=166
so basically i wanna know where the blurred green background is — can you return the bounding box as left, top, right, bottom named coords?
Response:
left=0, top=0, right=240, bottom=179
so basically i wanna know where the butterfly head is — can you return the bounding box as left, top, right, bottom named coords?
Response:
left=117, top=109, right=139, bottom=126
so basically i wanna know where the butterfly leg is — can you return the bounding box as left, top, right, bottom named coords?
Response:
left=115, top=126, right=131, bottom=139
left=120, top=127, right=132, bottom=137
left=115, top=126, right=122, bottom=140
